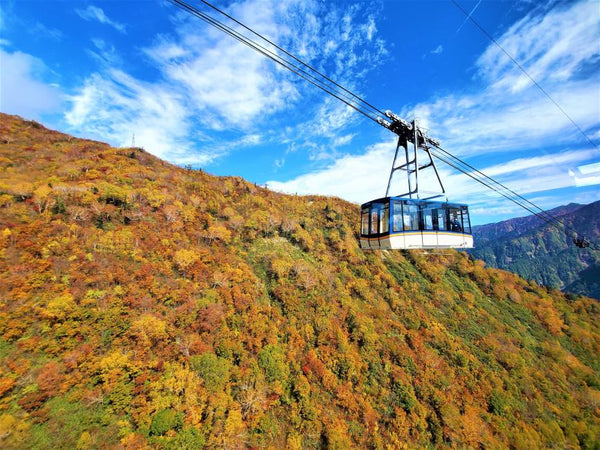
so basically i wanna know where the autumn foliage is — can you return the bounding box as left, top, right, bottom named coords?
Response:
left=0, top=114, right=599, bottom=448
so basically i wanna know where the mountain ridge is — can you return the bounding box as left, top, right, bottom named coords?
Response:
left=472, top=202, right=587, bottom=244
left=0, top=113, right=599, bottom=448
left=471, top=200, right=600, bottom=299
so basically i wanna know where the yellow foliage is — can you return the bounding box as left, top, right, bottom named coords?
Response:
left=130, top=314, right=169, bottom=346
left=76, top=431, right=93, bottom=449
left=43, top=293, right=77, bottom=322
left=286, top=432, right=302, bottom=450
left=0, top=413, right=30, bottom=446
left=33, top=184, right=53, bottom=213
left=173, top=249, right=197, bottom=272
left=204, top=224, right=232, bottom=244
left=149, top=362, right=205, bottom=417
left=98, top=350, right=135, bottom=385
left=223, top=408, right=245, bottom=444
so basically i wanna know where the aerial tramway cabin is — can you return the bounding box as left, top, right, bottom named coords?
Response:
left=359, top=197, right=473, bottom=250
left=358, top=114, right=474, bottom=250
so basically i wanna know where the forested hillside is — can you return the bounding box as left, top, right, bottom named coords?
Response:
left=471, top=202, right=600, bottom=300
left=0, top=114, right=599, bottom=448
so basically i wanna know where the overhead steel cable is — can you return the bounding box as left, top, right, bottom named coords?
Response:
left=169, top=0, right=384, bottom=124
left=431, top=144, right=566, bottom=230
left=451, top=0, right=598, bottom=150
left=194, top=0, right=388, bottom=120
left=168, top=0, right=597, bottom=250
left=430, top=150, right=563, bottom=224
left=429, top=147, right=599, bottom=250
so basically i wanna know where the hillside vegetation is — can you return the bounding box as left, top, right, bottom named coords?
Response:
left=0, top=114, right=599, bottom=448
left=471, top=202, right=600, bottom=299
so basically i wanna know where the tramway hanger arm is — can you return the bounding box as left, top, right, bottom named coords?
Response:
left=377, top=111, right=440, bottom=148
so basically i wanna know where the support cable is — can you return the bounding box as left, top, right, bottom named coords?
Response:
left=430, top=147, right=599, bottom=250
left=195, top=0, right=388, bottom=119
left=169, top=0, right=384, bottom=124
left=168, top=0, right=597, bottom=250
left=451, top=0, right=598, bottom=150
left=432, top=144, right=565, bottom=229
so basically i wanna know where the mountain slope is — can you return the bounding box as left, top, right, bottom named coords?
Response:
left=0, top=114, right=599, bottom=448
left=471, top=202, right=600, bottom=299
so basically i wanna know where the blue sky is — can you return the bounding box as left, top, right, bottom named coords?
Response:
left=1, top=0, right=599, bottom=225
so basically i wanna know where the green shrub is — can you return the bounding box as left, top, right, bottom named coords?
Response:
left=189, top=353, right=231, bottom=392
left=149, top=409, right=182, bottom=436
left=258, top=344, right=289, bottom=385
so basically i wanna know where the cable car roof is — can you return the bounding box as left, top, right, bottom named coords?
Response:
left=361, top=196, right=469, bottom=208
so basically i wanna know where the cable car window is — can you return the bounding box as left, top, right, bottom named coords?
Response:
left=361, top=208, right=370, bottom=235
left=436, top=209, right=446, bottom=231
left=461, top=206, right=471, bottom=234
left=423, top=208, right=434, bottom=230
left=392, top=200, right=403, bottom=232
left=370, top=203, right=384, bottom=234
left=448, top=207, right=462, bottom=232
left=370, top=208, right=379, bottom=234
left=381, top=204, right=390, bottom=234
left=403, top=203, right=419, bottom=230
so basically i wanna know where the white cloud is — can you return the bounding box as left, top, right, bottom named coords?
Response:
left=476, top=1, right=600, bottom=92
left=267, top=140, right=600, bottom=225
left=268, top=139, right=395, bottom=203
left=65, top=70, right=194, bottom=163
left=66, top=0, right=387, bottom=167
left=75, top=5, right=126, bottom=34
left=395, top=0, right=600, bottom=158
left=404, top=77, right=599, bottom=157
left=333, top=133, right=356, bottom=148
left=0, top=49, right=62, bottom=118
left=64, top=67, right=272, bottom=166
left=477, top=149, right=598, bottom=178
left=159, top=40, right=297, bottom=128
left=431, top=45, right=443, bottom=55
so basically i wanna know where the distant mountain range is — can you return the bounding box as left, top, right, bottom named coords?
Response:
left=471, top=201, right=600, bottom=299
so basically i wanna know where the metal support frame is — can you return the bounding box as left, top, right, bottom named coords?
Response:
left=385, top=120, right=446, bottom=200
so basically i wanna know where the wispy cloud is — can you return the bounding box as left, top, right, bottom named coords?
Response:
left=475, top=1, right=600, bottom=93
left=32, top=21, right=63, bottom=41
left=87, top=38, right=122, bottom=66
left=75, top=5, right=126, bottom=34
left=65, top=69, right=197, bottom=163
left=480, top=149, right=598, bottom=178
left=408, top=0, right=600, bottom=153
left=66, top=0, right=387, bottom=166
left=431, top=45, right=443, bottom=55
left=0, top=49, right=63, bottom=119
